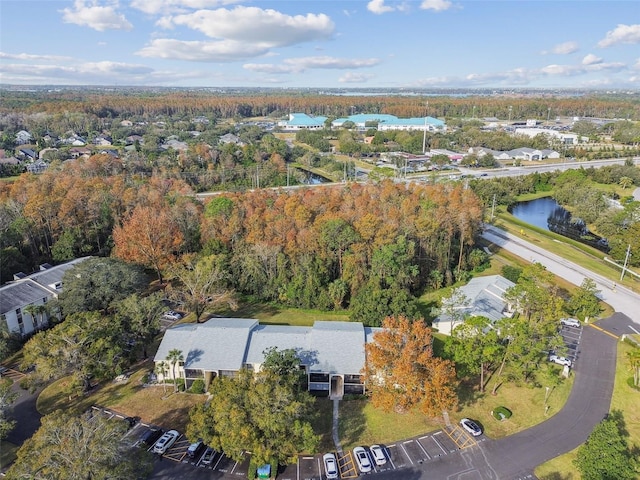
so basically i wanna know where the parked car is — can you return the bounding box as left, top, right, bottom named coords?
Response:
left=353, top=446, right=372, bottom=473
left=187, top=440, right=205, bottom=458
left=549, top=354, right=572, bottom=367
left=153, top=430, right=179, bottom=454
left=560, top=317, right=580, bottom=328
left=460, top=418, right=483, bottom=437
left=370, top=444, right=387, bottom=466
left=201, top=447, right=216, bottom=465
left=323, top=452, right=339, bottom=479
left=162, top=310, right=183, bottom=321
left=140, top=427, right=164, bottom=447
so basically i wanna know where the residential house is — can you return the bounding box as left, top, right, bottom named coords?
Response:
left=514, top=127, right=578, bottom=145
left=218, top=133, right=245, bottom=146
left=15, top=130, right=32, bottom=145
left=154, top=318, right=381, bottom=398
left=18, top=148, right=37, bottom=161
left=93, top=135, right=113, bottom=146
left=0, top=257, right=91, bottom=336
left=26, top=160, right=48, bottom=174
left=432, top=275, right=516, bottom=335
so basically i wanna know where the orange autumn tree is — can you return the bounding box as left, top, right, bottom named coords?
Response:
left=363, top=315, right=458, bottom=418
left=112, top=205, right=183, bottom=284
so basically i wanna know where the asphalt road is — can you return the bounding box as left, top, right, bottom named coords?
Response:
left=481, top=225, right=640, bottom=328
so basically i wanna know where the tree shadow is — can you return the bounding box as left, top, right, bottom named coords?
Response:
left=455, top=379, right=485, bottom=408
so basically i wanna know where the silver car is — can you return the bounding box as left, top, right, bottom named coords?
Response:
left=323, top=452, right=339, bottom=479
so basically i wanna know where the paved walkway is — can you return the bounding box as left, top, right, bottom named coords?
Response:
left=332, top=399, right=343, bottom=455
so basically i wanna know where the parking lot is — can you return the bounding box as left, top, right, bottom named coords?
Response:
left=559, top=321, right=582, bottom=366
left=92, top=404, right=484, bottom=479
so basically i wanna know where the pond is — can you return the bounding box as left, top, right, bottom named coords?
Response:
left=509, top=197, right=609, bottom=252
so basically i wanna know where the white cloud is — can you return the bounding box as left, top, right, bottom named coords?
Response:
left=339, top=72, right=375, bottom=83
left=164, top=7, right=334, bottom=46
left=0, top=52, right=73, bottom=62
left=130, top=0, right=241, bottom=15
left=548, top=41, right=579, bottom=55
left=634, top=58, right=640, bottom=70
left=541, top=61, right=625, bottom=77
left=137, top=39, right=270, bottom=62
left=367, top=0, right=395, bottom=14
left=142, top=6, right=334, bottom=62
left=582, top=54, right=602, bottom=65
left=244, top=56, right=380, bottom=74
left=598, top=24, right=640, bottom=48
left=420, top=0, right=453, bottom=12
left=61, top=0, right=132, bottom=31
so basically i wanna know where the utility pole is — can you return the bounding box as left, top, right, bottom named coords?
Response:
left=286, top=164, right=290, bottom=187
left=620, top=244, right=631, bottom=281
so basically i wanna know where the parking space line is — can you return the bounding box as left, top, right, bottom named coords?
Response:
left=431, top=432, right=448, bottom=455
left=400, top=441, right=414, bottom=465
left=212, top=452, right=225, bottom=470
left=387, top=444, right=396, bottom=469
left=416, top=436, right=432, bottom=460
left=230, top=458, right=239, bottom=474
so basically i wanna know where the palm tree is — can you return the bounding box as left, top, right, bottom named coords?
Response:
left=627, top=348, right=640, bottom=387
left=166, top=349, right=184, bottom=393
left=23, top=304, right=48, bottom=331
left=155, top=361, right=169, bottom=395
left=619, top=176, right=634, bottom=190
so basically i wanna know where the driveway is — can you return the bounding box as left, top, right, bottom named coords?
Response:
left=373, top=316, right=624, bottom=480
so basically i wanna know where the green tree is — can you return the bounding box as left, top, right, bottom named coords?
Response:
left=567, top=278, right=602, bottom=321
left=21, top=312, right=126, bottom=392
left=619, top=176, right=634, bottom=189
left=349, top=283, right=418, bottom=327
left=6, top=411, right=153, bottom=480
left=574, top=412, right=638, bottom=480
left=58, top=257, right=148, bottom=316
left=155, top=360, right=169, bottom=395
left=187, top=362, right=318, bottom=466
left=260, top=347, right=305, bottom=391
left=445, top=316, right=504, bottom=392
left=439, top=287, right=470, bottom=332
left=23, top=303, right=49, bottom=331
left=166, top=348, right=184, bottom=392
left=0, top=379, right=17, bottom=440
left=167, top=254, right=236, bottom=323
left=114, top=292, right=164, bottom=358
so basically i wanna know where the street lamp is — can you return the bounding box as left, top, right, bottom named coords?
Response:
left=508, top=106, right=512, bottom=123
left=547, top=108, right=551, bottom=124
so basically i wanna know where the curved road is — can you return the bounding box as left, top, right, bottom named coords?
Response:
left=374, top=227, right=639, bottom=480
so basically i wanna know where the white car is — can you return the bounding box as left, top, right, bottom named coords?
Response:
left=460, top=418, right=482, bottom=437
left=370, top=444, right=387, bottom=466
left=162, top=310, right=183, bottom=321
left=549, top=354, right=572, bottom=367
left=153, top=430, right=179, bottom=454
left=353, top=446, right=372, bottom=473
left=323, top=452, right=339, bottom=479
left=560, top=317, right=580, bottom=328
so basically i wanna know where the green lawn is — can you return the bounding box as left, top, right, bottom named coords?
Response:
left=215, top=301, right=350, bottom=326
left=534, top=340, right=640, bottom=479
left=0, top=441, right=19, bottom=470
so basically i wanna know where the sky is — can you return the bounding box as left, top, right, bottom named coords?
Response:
left=0, top=0, right=639, bottom=89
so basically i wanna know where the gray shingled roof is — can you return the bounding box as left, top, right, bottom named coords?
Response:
left=155, top=318, right=258, bottom=371
left=0, top=257, right=91, bottom=314
left=155, top=319, right=377, bottom=375
left=453, top=275, right=515, bottom=322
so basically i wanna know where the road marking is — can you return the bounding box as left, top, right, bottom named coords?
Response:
left=400, top=441, right=413, bottom=465
left=629, top=325, right=639, bottom=334
left=588, top=323, right=619, bottom=339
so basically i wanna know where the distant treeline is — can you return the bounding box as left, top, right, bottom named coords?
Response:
left=1, top=89, right=639, bottom=121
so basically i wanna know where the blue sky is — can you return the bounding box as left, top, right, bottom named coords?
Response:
left=1, top=0, right=639, bottom=89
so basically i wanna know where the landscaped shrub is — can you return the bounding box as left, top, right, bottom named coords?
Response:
left=176, top=377, right=185, bottom=392
left=247, top=461, right=257, bottom=479
left=492, top=406, right=512, bottom=421
left=190, top=379, right=205, bottom=394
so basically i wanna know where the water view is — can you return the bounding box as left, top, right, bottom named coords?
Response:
left=510, top=197, right=609, bottom=252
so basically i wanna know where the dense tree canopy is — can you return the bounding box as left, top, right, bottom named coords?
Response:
left=363, top=316, right=458, bottom=417
left=6, top=411, right=153, bottom=480
left=21, top=311, right=127, bottom=392
left=58, top=257, right=148, bottom=316
left=574, top=411, right=638, bottom=480
left=187, top=348, right=318, bottom=466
